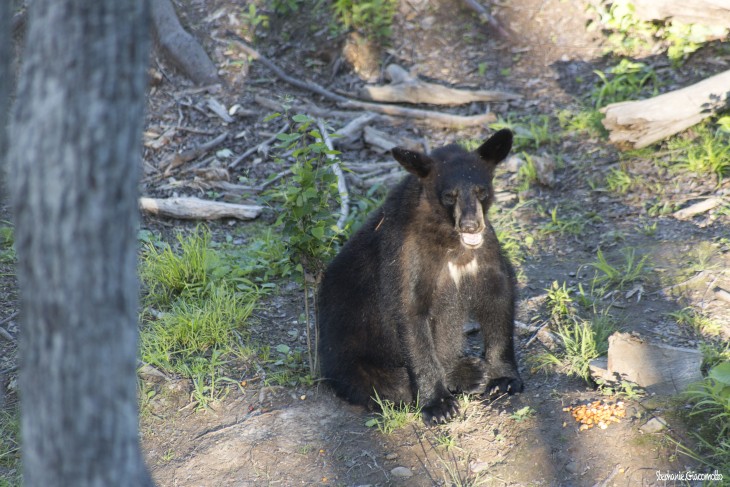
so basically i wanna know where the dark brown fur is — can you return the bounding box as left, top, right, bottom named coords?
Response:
left=317, top=129, right=522, bottom=423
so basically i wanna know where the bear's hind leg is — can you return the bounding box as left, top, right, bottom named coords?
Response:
left=446, top=357, right=488, bottom=394
left=327, top=363, right=413, bottom=410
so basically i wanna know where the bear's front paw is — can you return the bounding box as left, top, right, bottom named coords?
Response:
left=422, top=394, right=460, bottom=424
left=485, top=377, right=523, bottom=396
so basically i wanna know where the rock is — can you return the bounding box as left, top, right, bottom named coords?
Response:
left=639, top=397, right=663, bottom=410
left=385, top=452, right=398, bottom=460
left=390, top=466, right=413, bottom=478
left=639, top=416, right=667, bottom=434
left=565, top=461, right=580, bottom=474
left=606, top=332, right=703, bottom=395
left=532, top=154, right=556, bottom=187
left=588, top=357, right=613, bottom=382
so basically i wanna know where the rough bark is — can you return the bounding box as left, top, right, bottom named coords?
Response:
left=8, top=1, right=154, bottom=486
left=151, top=0, right=220, bottom=86
left=0, top=1, right=10, bottom=194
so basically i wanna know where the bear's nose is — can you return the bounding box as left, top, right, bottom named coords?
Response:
left=460, top=219, right=479, bottom=233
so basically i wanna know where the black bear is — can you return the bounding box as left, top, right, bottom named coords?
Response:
left=317, top=129, right=522, bottom=424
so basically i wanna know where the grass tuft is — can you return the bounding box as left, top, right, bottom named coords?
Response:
left=365, top=391, right=422, bottom=434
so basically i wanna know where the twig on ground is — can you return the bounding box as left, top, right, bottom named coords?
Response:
left=0, top=311, right=18, bottom=327
left=462, top=0, right=513, bottom=39
left=317, top=119, right=350, bottom=230
left=0, top=327, right=14, bottom=343
left=229, top=122, right=289, bottom=170
left=139, top=196, right=262, bottom=220
left=162, top=131, right=228, bottom=175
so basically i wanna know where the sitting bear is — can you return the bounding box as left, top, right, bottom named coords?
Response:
left=317, top=129, right=523, bottom=423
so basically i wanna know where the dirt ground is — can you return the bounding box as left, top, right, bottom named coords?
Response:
left=3, top=0, right=730, bottom=485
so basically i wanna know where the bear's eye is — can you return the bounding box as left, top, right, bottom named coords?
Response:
left=475, top=186, right=488, bottom=200
left=442, top=191, right=457, bottom=205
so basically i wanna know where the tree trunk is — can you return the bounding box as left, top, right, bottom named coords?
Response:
left=8, top=1, right=154, bottom=486
left=0, top=1, right=10, bottom=193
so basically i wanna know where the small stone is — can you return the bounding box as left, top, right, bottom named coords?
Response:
left=640, top=397, right=662, bottom=410
left=385, top=453, right=398, bottom=460
left=390, top=466, right=413, bottom=478
left=565, top=461, right=579, bottom=474
left=640, top=417, right=667, bottom=434
left=470, top=461, right=489, bottom=473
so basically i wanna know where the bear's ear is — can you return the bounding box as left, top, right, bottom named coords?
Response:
left=476, top=128, right=513, bottom=165
left=392, top=147, right=433, bottom=178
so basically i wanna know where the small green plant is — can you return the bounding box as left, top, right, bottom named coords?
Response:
left=557, top=108, right=607, bottom=138
left=700, top=341, right=730, bottom=371
left=0, top=222, right=16, bottom=264
left=641, top=222, right=657, bottom=236
left=683, top=362, right=730, bottom=471
left=590, top=0, right=655, bottom=56
left=605, top=166, right=634, bottom=194
left=0, top=407, right=20, bottom=486
left=332, top=0, right=397, bottom=42
left=596, top=378, right=645, bottom=400
left=365, top=391, right=421, bottom=434
left=667, top=122, right=730, bottom=182
left=269, top=113, right=346, bottom=376
left=240, top=4, right=269, bottom=42
left=591, top=59, right=659, bottom=109
left=490, top=115, right=556, bottom=151
left=272, top=0, right=302, bottom=15
left=509, top=405, right=535, bottom=422
left=532, top=315, right=615, bottom=382
left=434, top=432, right=459, bottom=451
left=545, top=281, right=575, bottom=323
left=669, top=308, right=722, bottom=336
left=516, top=153, right=538, bottom=192
left=588, top=247, right=649, bottom=291
left=540, top=206, right=585, bottom=236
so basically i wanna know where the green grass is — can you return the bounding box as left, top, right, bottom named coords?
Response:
left=591, top=59, right=659, bottom=108
left=532, top=313, right=615, bottom=382
left=0, top=222, right=15, bottom=264
left=681, top=362, right=730, bottom=472
left=667, top=122, right=730, bottom=182
left=605, top=166, right=635, bottom=194
left=489, top=115, right=558, bottom=151
left=557, top=108, right=607, bottom=138
left=139, top=227, right=266, bottom=409
left=365, top=391, right=422, bottom=434
left=587, top=247, right=649, bottom=291
left=668, top=308, right=722, bottom=337
left=540, top=206, right=586, bottom=236
left=0, top=407, right=20, bottom=487
left=509, top=406, right=535, bottom=422
left=545, top=281, right=575, bottom=323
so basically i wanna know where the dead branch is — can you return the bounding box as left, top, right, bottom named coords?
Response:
left=139, top=196, right=262, bottom=220
left=334, top=113, right=380, bottom=147
left=206, top=98, right=234, bottom=123
left=228, top=122, right=289, bottom=170
left=359, top=64, right=520, bottom=106
left=601, top=69, right=730, bottom=149
left=0, top=311, right=18, bottom=327
left=363, top=126, right=423, bottom=153
left=462, top=0, right=513, bottom=39
left=673, top=196, right=725, bottom=220
left=230, top=36, right=497, bottom=128
left=151, top=0, right=220, bottom=85
left=162, top=132, right=228, bottom=175
left=317, top=119, right=350, bottom=230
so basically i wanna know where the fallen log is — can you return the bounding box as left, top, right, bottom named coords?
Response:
left=229, top=36, right=497, bottom=128
left=139, top=196, right=261, bottom=220
left=630, top=0, right=730, bottom=28
left=359, top=64, right=520, bottom=106
left=601, top=69, right=730, bottom=149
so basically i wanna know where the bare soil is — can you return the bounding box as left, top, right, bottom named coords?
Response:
left=3, top=0, right=730, bottom=485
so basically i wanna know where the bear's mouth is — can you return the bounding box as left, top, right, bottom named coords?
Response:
left=460, top=232, right=483, bottom=248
